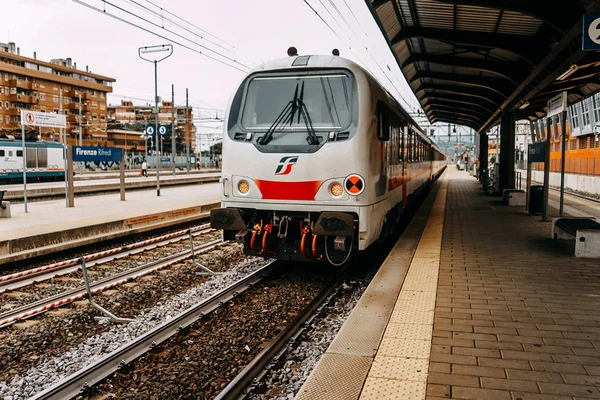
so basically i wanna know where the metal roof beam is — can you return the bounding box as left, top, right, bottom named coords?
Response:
left=391, top=26, right=545, bottom=65
left=429, top=112, right=481, bottom=129
left=423, top=103, right=488, bottom=121
left=414, top=83, right=505, bottom=105
left=425, top=107, right=486, bottom=124
left=432, top=0, right=581, bottom=33
left=410, top=71, right=511, bottom=98
left=423, top=97, right=496, bottom=115
left=418, top=90, right=499, bottom=111
left=402, top=53, right=525, bottom=85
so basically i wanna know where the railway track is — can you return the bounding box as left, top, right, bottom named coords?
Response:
left=215, top=271, right=344, bottom=400
left=0, top=239, right=227, bottom=328
left=29, top=260, right=280, bottom=400
left=0, top=224, right=214, bottom=293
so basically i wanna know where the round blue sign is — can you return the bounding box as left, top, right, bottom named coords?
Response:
left=145, top=126, right=155, bottom=136
left=159, top=126, right=169, bottom=136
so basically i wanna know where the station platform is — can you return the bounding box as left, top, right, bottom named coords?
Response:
left=297, top=168, right=600, bottom=400
left=73, top=168, right=219, bottom=181
left=0, top=183, right=220, bottom=265
left=0, top=172, right=219, bottom=202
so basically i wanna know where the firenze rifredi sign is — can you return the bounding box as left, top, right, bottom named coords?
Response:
left=67, top=146, right=126, bottom=207
left=72, top=146, right=123, bottom=163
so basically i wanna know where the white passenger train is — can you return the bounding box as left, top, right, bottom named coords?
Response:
left=0, top=139, right=64, bottom=183
left=211, top=50, right=446, bottom=265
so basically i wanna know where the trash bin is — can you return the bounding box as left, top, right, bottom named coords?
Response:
left=529, top=185, right=543, bottom=215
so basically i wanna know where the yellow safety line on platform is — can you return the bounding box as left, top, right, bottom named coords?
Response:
left=359, top=174, right=448, bottom=400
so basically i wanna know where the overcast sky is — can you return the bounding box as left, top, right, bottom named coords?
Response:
left=5, top=0, right=424, bottom=121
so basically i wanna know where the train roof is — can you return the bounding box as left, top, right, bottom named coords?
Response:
left=248, top=53, right=443, bottom=155
left=0, top=139, right=64, bottom=148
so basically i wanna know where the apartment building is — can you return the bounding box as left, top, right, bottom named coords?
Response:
left=0, top=42, right=115, bottom=145
left=107, top=100, right=195, bottom=153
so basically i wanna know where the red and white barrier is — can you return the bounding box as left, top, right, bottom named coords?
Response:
left=0, top=224, right=211, bottom=284
left=0, top=241, right=224, bottom=328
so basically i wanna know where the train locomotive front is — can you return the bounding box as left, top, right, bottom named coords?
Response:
left=211, top=53, right=440, bottom=265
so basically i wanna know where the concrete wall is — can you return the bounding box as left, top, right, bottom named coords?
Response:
left=518, top=169, right=600, bottom=196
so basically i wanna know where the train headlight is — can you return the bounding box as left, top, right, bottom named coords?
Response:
left=330, top=182, right=344, bottom=197
left=238, top=180, right=250, bottom=194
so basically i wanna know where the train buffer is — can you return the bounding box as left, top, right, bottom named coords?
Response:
left=0, top=190, right=9, bottom=218
left=552, top=217, right=600, bottom=258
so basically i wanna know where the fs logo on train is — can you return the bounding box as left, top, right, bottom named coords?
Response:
left=275, top=156, right=298, bottom=175
left=345, top=174, right=365, bottom=195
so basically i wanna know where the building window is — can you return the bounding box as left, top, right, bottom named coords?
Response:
left=40, top=107, right=46, bottom=112
left=4, top=101, right=8, bottom=109
left=40, top=94, right=46, bottom=101
left=570, top=105, right=579, bottom=129
left=64, top=98, right=70, bottom=104
left=4, top=116, right=8, bottom=124
left=53, top=84, right=58, bottom=91
left=582, top=100, right=591, bottom=126
left=53, top=108, right=59, bottom=113
left=17, top=150, right=23, bottom=157
left=53, top=95, right=58, bottom=103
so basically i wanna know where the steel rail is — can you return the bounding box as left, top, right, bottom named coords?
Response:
left=30, top=260, right=279, bottom=400
left=0, top=224, right=213, bottom=293
left=0, top=239, right=226, bottom=328
left=215, top=273, right=345, bottom=400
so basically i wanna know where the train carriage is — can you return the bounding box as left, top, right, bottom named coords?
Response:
left=211, top=51, right=446, bottom=265
left=0, top=139, right=65, bottom=183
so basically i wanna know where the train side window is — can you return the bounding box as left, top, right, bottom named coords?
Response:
left=0, top=150, right=4, bottom=156
left=17, top=150, right=22, bottom=157
left=376, top=105, right=390, bottom=141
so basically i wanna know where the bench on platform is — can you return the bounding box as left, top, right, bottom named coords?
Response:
left=0, top=190, right=9, bottom=218
left=552, top=217, right=600, bottom=258
left=502, top=189, right=526, bottom=206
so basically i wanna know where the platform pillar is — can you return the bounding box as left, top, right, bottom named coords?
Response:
left=479, top=132, right=488, bottom=185
left=499, top=113, right=515, bottom=193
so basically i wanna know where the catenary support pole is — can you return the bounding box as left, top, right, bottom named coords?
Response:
left=542, top=118, right=551, bottom=222
left=171, top=83, right=175, bottom=175
left=120, top=150, right=125, bottom=201
left=154, top=60, right=160, bottom=196
left=21, top=121, right=28, bottom=213
left=559, top=110, right=567, bottom=216
left=60, top=91, right=68, bottom=207
left=186, top=88, right=190, bottom=174
left=67, top=146, right=74, bottom=208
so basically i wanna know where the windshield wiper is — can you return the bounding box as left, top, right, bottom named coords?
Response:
left=296, top=83, right=320, bottom=145
left=258, top=82, right=319, bottom=146
left=258, top=84, right=298, bottom=145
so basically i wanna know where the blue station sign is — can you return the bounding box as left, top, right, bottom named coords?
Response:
left=528, top=142, right=546, bottom=163
left=73, top=146, right=123, bottom=163
left=583, top=14, right=600, bottom=50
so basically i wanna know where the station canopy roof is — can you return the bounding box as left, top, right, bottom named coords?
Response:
left=366, top=0, right=600, bottom=132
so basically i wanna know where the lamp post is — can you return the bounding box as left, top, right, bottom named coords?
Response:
left=138, top=44, right=173, bottom=196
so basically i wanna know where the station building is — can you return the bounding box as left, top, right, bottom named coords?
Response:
left=107, top=100, right=195, bottom=153
left=0, top=42, right=115, bottom=146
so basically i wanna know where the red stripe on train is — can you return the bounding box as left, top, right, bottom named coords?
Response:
left=254, top=180, right=322, bottom=201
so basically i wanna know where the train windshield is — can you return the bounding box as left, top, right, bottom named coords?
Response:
left=241, top=73, right=352, bottom=131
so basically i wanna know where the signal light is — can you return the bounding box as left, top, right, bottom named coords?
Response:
left=238, top=180, right=250, bottom=194
left=330, top=182, right=343, bottom=197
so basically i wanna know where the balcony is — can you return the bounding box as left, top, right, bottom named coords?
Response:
left=68, top=90, right=89, bottom=100
left=7, top=109, right=21, bottom=116
left=69, top=103, right=89, bottom=112
left=8, top=80, right=33, bottom=90
left=66, top=115, right=81, bottom=123
left=9, top=94, right=38, bottom=104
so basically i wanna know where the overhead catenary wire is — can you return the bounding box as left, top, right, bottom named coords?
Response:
left=317, top=0, right=419, bottom=112
left=72, top=0, right=249, bottom=73
left=102, top=0, right=252, bottom=70
left=124, top=0, right=260, bottom=67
